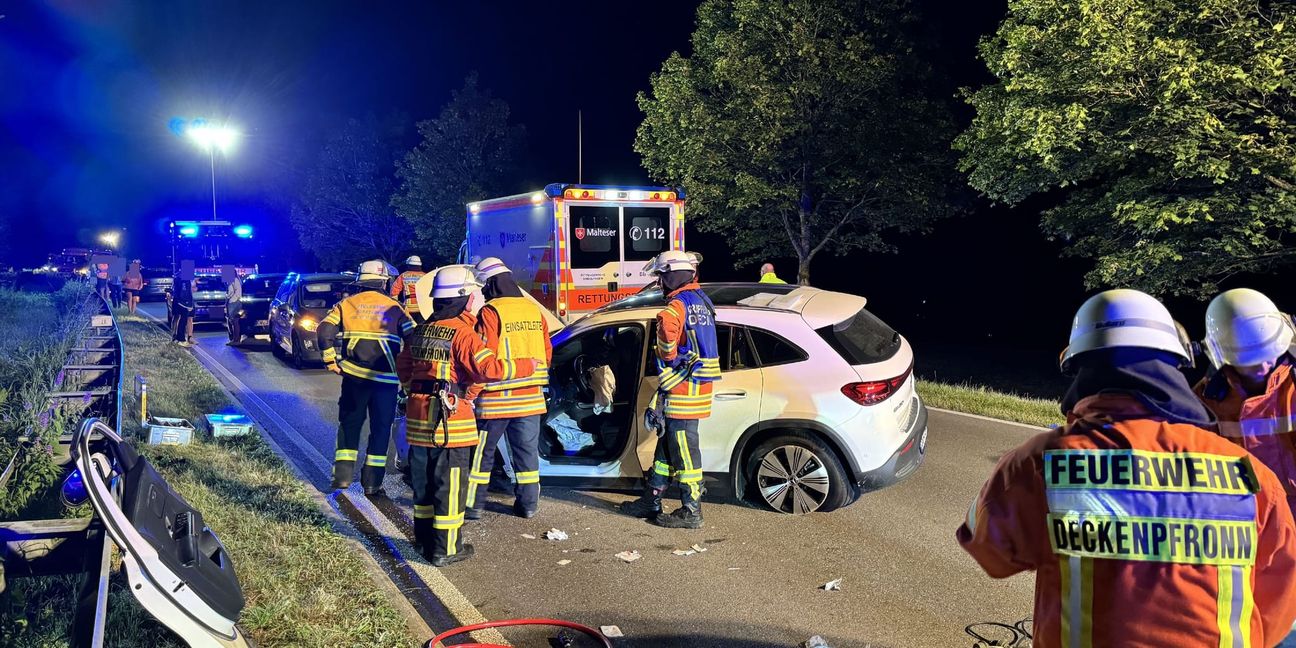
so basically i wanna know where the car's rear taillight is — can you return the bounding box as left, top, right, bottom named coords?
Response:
left=841, top=364, right=913, bottom=406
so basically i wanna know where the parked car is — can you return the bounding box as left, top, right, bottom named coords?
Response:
left=139, top=267, right=172, bottom=301
left=268, top=273, right=351, bottom=369
left=396, top=282, right=927, bottom=514
left=167, top=274, right=228, bottom=324
left=227, top=273, right=287, bottom=345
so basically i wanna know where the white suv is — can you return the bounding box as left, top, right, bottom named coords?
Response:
left=528, top=283, right=928, bottom=514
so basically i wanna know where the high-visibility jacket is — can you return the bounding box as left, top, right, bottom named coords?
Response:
left=390, top=270, right=426, bottom=310
left=758, top=272, right=786, bottom=284
left=476, top=296, right=551, bottom=419
left=1198, top=361, right=1296, bottom=514
left=958, top=393, right=1296, bottom=648
left=317, top=289, right=414, bottom=384
left=396, top=311, right=534, bottom=448
left=655, top=283, right=721, bottom=420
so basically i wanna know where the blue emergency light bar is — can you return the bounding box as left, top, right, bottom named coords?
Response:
left=544, top=183, right=687, bottom=200
left=233, top=225, right=253, bottom=238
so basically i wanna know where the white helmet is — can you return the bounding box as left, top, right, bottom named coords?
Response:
left=1204, top=288, right=1295, bottom=368
left=404, top=255, right=423, bottom=267
left=431, top=265, right=482, bottom=299
left=473, top=257, right=510, bottom=282
left=1060, top=289, right=1193, bottom=374
left=358, top=259, right=395, bottom=282
left=643, top=250, right=700, bottom=275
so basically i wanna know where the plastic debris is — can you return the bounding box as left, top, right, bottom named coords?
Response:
left=557, top=559, right=572, bottom=566
left=821, top=578, right=843, bottom=592
left=727, top=567, right=741, bottom=571
left=521, top=533, right=537, bottom=540
left=803, top=636, right=831, bottom=648
left=691, top=544, right=708, bottom=553
left=615, top=550, right=642, bottom=563
left=601, top=625, right=624, bottom=638
left=672, top=549, right=696, bottom=556
left=545, top=528, right=569, bottom=541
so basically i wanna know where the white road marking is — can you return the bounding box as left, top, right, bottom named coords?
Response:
left=926, top=406, right=1050, bottom=431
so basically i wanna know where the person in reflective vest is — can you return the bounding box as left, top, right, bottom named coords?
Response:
left=620, top=250, right=721, bottom=529
left=396, top=266, right=534, bottom=566
left=464, top=257, right=552, bottom=519
left=390, top=255, right=426, bottom=321
left=758, top=262, right=786, bottom=284
left=958, top=289, right=1296, bottom=647
left=317, top=260, right=414, bottom=496
left=1197, top=288, right=1296, bottom=517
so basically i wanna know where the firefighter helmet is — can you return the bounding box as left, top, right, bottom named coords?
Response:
left=358, top=259, right=395, bottom=282
left=1060, top=289, right=1194, bottom=374
left=404, top=255, right=423, bottom=268
left=643, top=250, right=700, bottom=275
left=1204, top=288, right=1295, bottom=368
left=431, top=265, right=483, bottom=299
left=473, top=257, right=510, bottom=282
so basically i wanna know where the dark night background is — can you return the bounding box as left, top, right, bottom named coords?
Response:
left=2, top=0, right=1282, bottom=395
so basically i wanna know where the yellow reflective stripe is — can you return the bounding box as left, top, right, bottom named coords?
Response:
left=466, top=433, right=489, bottom=508
left=1060, top=556, right=1072, bottom=648
left=1044, top=449, right=1257, bottom=495
left=339, top=360, right=399, bottom=383
left=473, top=348, right=493, bottom=363
left=322, top=348, right=338, bottom=362
left=407, top=418, right=478, bottom=432
left=414, top=504, right=436, bottom=519
left=433, top=514, right=465, bottom=529
left=1219, top=566, right=1234, bottom=648
left=1047, top=512, right=1257, bottom=566
left=365, top=455, right=387, bottom=467
left=343, top=330, right=403, bottom=343
left=515, top=470, right=540, bottom=484
left=653, top=461, right=673, bottom=477
left=446, top=467, right=461, bottom=554
left=335, top=449, right=358, bottom=462
left=678, top=468, right=703, bottom=483
left=1059, top=555, right=1093, bottom=648
left=322, top=309, right=341, bottom=325
left=1239, top=566, right=1254, bottom=648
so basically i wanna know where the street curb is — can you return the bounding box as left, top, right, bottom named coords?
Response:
left=926, top=406, right=1051, bottom=431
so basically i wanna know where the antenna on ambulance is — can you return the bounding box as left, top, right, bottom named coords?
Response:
left=578, top=109, right=583, bottom=184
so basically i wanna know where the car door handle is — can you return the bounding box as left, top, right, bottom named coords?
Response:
left=715, top=390, right=747, bottom=401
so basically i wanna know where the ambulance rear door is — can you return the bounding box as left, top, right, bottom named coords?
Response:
left=562, top=199, right=680, bottom=317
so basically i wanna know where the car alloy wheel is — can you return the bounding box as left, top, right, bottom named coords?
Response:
left=756, top=445, right=832, bottom=514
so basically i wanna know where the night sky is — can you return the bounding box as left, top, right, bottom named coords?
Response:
left=1, top=0, right=1260, bottom=363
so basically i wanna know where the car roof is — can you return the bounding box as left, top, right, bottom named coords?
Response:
left=291, top=272, right=350, bottom=282
left=588, top=282, right=867, bottom=330
left=245, top=272, right=287, bottom=280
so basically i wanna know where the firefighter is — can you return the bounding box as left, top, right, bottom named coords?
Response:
left=396, top=266, right=535, bottom=566
left=1196, top=288, right=1296, bottom=515
left=758, top=262, right=786, bottom=284
left=464, top=257, right=552, bottom=519
left=390, top=255, right=426, bottom=321
left=619, top=250, right=720, bottom=529
left=958, top=289, right=1296, bottom=647
left=317, top=259, right=414, bottom=496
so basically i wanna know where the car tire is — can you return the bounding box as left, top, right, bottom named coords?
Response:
left=291, top=334, right=306, bottom=370
left=271, top=331, right=286, bottom=359
left=744, top=431, right=855, bottom=514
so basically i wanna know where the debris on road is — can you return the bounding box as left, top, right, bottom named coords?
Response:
left=671, top=549, right=696, bottom=556
left=521, top=533, right=537, bottom=540
left=821, top=578, right=843, bottom=592
left=803, top=636, right=832, bottom=648
left=728, top=567, right=741, bottom=571
left=601, top=625, right=625, bottom=638
left=545, top=528, right=569, bottom=541
left=557, top=559, right=572, bottom=566
left=615, top=550, right=642, bottom=563
left=691, top=543, right=708, bottom=553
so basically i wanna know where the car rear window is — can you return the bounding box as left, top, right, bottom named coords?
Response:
left=816, top=308, right=901, bottom=365
left=195, top=277, right=225, bottom=292
left=243, top=277, right=282, bottom=297
left=301, top=281, right=346, bottom=309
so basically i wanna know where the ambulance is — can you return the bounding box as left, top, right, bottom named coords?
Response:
left=464, top=183, right=686, bottom=321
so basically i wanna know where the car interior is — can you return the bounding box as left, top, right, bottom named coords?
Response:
left=542, top=324, right=646, bottom=465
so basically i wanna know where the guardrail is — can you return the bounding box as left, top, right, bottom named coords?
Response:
left=0, top=291, right=123, bottom=647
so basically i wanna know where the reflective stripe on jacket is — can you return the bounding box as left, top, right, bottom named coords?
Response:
left=957, top=393, right=1296, bottom=648
left=477, top=297, right=551, bottom=419
left=317, top=289, right=414, bottom=384
left=396, top=311, right=534, bottom=447
left=390, top=271, right=426, bottom=309
left=656, top=283, right=720, bottom=420
left=1198, top=361, right=1296, bottom=515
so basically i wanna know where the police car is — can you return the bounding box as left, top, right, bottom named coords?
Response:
left=533, top=282, right=927, bottom=514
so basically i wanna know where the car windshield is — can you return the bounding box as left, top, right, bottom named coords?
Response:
left=817, top=307, right=902, bottom=365
left=243, top=277, right=283, bottom=297
left=301, top=281, right=346, bottom=309
left=597, top=283, right=802, bottom=314
left=194, top=276, right=225, bottom=292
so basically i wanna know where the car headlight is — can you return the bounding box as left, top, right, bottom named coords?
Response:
left=298, top=317, right=318, bottom=332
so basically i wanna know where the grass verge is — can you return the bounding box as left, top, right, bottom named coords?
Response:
left=916, top=379, right=1061, bottom=428
left=2, top=312, right=418, bottom=648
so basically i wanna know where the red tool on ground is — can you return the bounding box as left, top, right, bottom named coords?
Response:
left=426, top=618, right=614, bottom=648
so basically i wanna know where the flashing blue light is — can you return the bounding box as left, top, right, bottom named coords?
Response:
left=179, top=226, right=199, bottom=238
left=233, top=225, right=253, bottom=238
left=62, top=468, right=88, bottom=507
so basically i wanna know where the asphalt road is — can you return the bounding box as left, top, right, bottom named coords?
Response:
left=142, top=303, right=1036, bottom=648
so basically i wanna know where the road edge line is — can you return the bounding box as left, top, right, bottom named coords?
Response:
left=926, top=406, right=1050, bottom=431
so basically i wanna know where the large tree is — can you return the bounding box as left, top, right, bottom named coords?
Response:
left=958, top=0, right=1296, bottom=297
left=291, top=113, right=411, bottom=270
left=393, top=74, right=525, bottom=262
left=635, top=0, right=959, bottom=285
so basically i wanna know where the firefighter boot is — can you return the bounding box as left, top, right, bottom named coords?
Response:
left=360, top=464, right=387, bottom=497
left=428, top=543, right=475, bottom=567
left=331, top=460, right=355, bottom=491
left=618, top=488, right=663, bottom=519
left=653, top=502, right=703, bottom=529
